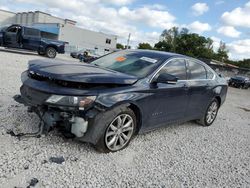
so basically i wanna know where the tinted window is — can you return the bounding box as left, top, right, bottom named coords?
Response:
left=90, top=51, right=166, bottom=78
left=24, top=28, right=40, bottom=37
left=188, top=60, right=206, bottom=79
left=159, top=59, right=187, bottom=80
left=7, top=26, right=19, bottom=33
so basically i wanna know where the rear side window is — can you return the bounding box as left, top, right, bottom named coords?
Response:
left=206, top=68, right=215, bottom=79
left=24, top=28, right=40, bottom=37
left=159, top=59, right=187, bottom=80
left=188, top=60, right=206, bottom=79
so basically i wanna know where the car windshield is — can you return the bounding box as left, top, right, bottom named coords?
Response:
left=90, top=51, right=166, bottom=78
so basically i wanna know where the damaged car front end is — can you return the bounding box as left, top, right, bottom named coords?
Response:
left=14, top=57, right=139, bottom=146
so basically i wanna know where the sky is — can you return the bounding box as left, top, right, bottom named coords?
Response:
left=0, top=0, right=250, bottom=60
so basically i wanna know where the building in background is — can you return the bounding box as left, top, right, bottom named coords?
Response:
left=0, top=9, right=15, bottom=25
left=0, top=9, right=117, bottom=55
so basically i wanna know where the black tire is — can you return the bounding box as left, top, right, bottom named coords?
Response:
left=45, top=47, right=57, bottom=58
left=197, top=98, right=219, bottom=126
left=38, top=51, right=45, bottom=55
left=95, top=107, right=136, bottom=153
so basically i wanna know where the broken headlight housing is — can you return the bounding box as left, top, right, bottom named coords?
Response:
left=46, top=95, right=96, bottom=109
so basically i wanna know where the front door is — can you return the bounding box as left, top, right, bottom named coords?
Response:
left=144, top=58, right=189, bottom=129
left=4, top=25, right=20, bottom=47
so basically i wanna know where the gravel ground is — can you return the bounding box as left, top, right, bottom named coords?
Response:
left=0, top=48, right=250, bottom=188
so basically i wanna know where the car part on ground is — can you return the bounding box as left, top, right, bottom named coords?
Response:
left=14, top=50, right=228, bottom=152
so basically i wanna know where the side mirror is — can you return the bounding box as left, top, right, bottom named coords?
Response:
left=153, top=73, right=178, bottom=84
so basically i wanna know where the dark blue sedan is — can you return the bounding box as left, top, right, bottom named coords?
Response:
left=15, top=50, right=228, bottom=152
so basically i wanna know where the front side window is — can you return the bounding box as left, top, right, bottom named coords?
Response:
left=90, top=51, right=166, bottom=78
left=158, top=59, right=187, bottom=80
left=188, top=60, right=207, bottom=79
left=7, top=26, right=19, bottom=33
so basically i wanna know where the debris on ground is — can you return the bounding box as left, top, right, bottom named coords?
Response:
left=49, top=156, right=65, bottom=164
left=27, top=178, right=39, bottom=188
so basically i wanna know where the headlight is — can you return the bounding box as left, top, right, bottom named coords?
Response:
left=46, top=95, right=96, bottom=109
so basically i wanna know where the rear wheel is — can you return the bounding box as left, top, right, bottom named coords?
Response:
left=95, top=107, right=136, bottom=153
left=45, top=47, right=57, bottom=58
left=197, top=99, right=219, bottom=126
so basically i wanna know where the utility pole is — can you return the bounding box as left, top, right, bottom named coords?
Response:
left=126, top=33, right=131, bottom=49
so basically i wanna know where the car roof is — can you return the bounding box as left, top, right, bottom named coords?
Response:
left=127, top=49, right=216, bottom=72
left=126, top=49, right=209, bottom=65
left=129, top=49, right=185, bottom=59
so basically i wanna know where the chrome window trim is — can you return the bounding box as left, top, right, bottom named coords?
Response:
left=148, top=57, right=216, bottom=83
left=148, top=57, right=183, bottom=83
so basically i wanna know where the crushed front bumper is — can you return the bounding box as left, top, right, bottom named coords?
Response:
left=14, top=87, right=90, bottom=138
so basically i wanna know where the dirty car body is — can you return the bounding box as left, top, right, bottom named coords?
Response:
left=15, top=50, right=228, bottom=152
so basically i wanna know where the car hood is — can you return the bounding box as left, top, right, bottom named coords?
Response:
left=28, top=59, right=138, bottom=85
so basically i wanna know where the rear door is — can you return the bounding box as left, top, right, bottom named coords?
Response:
left=185, top=59, right=213, bottom=119
left=22, top=27, right=41, bottom=50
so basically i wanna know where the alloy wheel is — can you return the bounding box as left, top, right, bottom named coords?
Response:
left=206, top=101, right=218, bottom=124
left=47, top=48, right=56, bottom=58
left=105, top=114, right=134, bottom=151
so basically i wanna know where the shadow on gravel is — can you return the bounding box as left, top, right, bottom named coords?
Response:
left=238, top=107, right=250, bottom=112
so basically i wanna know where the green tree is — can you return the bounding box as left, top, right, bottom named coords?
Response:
left=154, top=41, right=172, bottom=51
left=155, top=27, right=215, bottom=59
left=160, top=27, right=179, bottom=52
left=116, top=43, right=125, bottom=49
left=175, top=33, right=215, bottom=59
left=227, top=59, right=250, bottom=69
left=138, top=43, right=153, bottom=49
left=215, top=41, right=229, bottom=62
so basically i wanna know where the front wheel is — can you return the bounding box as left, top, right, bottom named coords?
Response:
left=197, top=99, right=219, bottom=126
left=45, top=47, right=57, bottom=58
left=95, top=108, right=136, bottom=153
